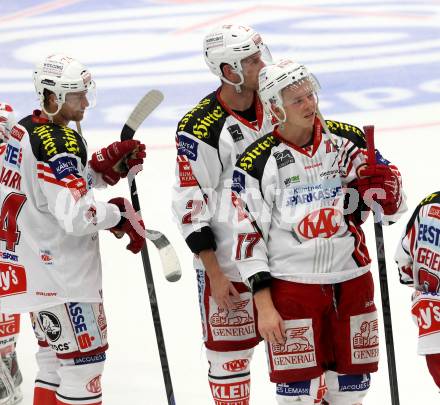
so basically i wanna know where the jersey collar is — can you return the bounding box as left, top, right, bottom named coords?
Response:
left=273, top=117, right=323, bottom=158
left=32, top=110, right=50, bottom=124
left=216, top=88, right=263, bottom=132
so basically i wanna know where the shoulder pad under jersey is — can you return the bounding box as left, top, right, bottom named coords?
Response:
left=405, top=191, right=440, bottom=234
left=176, top=91, right=228, bottom=148
left=325, top=119, right=366, bottom=148
left=20, top=116, right=87, bottom=166
left=237, top=133, right=279, bottom=179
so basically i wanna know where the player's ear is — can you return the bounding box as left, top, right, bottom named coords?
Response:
left=222, top=63, right=239, bottom=82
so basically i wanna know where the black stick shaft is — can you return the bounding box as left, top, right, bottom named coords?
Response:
left=130, top=177, right=176, bottom=405
left=373, top=221, right=400, bottom=405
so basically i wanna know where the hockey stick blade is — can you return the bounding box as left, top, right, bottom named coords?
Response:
left=121, top=89, right=164, bottom=141
left=146, top=230, right=181, bottom=282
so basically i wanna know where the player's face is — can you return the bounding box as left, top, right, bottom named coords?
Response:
left=61, top=91, right=90, bottom=122
left=241, top=51, right=266, bottom=91
left=282, top=81, right=317, bottom=128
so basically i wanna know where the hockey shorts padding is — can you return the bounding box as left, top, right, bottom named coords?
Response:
left=197, top=269, right=260, bottom=351
left=31, top=302, right=108, bottom=359
left=268, top=272, right=379, bottom=383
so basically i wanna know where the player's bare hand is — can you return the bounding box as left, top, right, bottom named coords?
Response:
left=254, top=289, right=285, bottom=345
left=210, top=271, right=240, bottom=310
left=258, top=306, right=285, bottom=345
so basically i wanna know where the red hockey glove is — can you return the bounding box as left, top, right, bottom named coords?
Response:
left=108, top=197, right=145, bottom=254
left=90, top=140, right=146, bottom=185
left=356, top=165, right=401, bottom=215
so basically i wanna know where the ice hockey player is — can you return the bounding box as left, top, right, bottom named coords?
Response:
left=0, top=102, right=23, bottom=405
left=0, top=54, right=146, bottom=405
left=395, top=191, right=440, bottom=393
left=172, top=24, right=273, bottom=404
left=231, top=59, right=407, bottom=404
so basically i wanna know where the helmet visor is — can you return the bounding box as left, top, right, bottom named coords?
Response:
left=281, top=76, right=320, bottom=108
left=64, top=81, right=96, bottom=111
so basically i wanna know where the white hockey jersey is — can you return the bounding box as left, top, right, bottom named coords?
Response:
left=232, top=119, right=407, bottom=285
left=395, top=191, right=440, bottom=290
left=172, top=90, right=274, bottom=282
left=0, top=112, right=121, bottom=313
left=395, top=192, right=440, bottom=354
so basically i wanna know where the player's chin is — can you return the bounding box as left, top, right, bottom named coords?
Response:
left=74, top=111, right=85, bottom=121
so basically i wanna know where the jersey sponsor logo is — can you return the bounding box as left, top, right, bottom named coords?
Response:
left=4, top=142, right=22, bottom=170
left=74, top=353, right=106, bottom=366
left=33, top=125, right=58, bottom=157
left=178, top=98, right=211, bottom=132
left=411, top=292, right=440, bottom=338
left=320, top=169, right=339, bottom=178
left=297, top=208, right=342, bottom=239
left=209, top=379, right=250, bottom=403
left=227, top=124, right=244, bottom=142
left=86, top=375, right=102, bottom=394
left=68, top=302, right=96, bottom=350
left=418, top=224, right=440, bottom=247
left=222, top=359, right=249, bottom=373
left=85, top=206, right=97, bottom=225
left=0, top=167, right=21, bottom=191
left=270, top=319, right=317, bottom=371
left=0, top=262, right=26, bottom=297
left=350, top=313, right=379, bottom=365
left=9, top=127, right=24, bottom=142
left=177, top=134, right=199, bottom=161
left=192, top=105, right=225, bottom=140
left=286, top=182, right=342, bottom=207
left=284, top=175, right=300, bottom=187
left=239, top=135, right=277, bottom=171
left=326, top=120, right=364, bottom=141
left=304, top=162, right=323, bottom=170
left=177, top=156, right=197, bottom=187
left=60, top=126, right=81, bottom=155
left=0, top=314, right=20, bottom=337
left=429, top=206, right=440, bottom=221
left=337, top=373, right=370, bottom=392
left=276, top=381, right=311, bottom=396
left=67, top=178, right=87, bottom=201
left=0, top=252, right=18, bottom=262
left=416, top=247, right=440, bottom=272
left=38, top=311, right=62, bottom=342
left=39, top=249, right=53, bottom=265
left=208, top=294, right=256, bottom=342
left=419, top=267, right=440, bottom=292
left=231, top=170, right=245, bottom=194
left=274, top=150, right=295, bottom=169
left=49, top=156, right=79, bottom=180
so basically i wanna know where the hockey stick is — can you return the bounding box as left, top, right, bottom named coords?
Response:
left=122, top=90, right=176, bottom=405
left=120, top=90, right=181, bottom=282
left=364, top=125, right=400, bottom=405
left=76, top=102, right=182, bottom=282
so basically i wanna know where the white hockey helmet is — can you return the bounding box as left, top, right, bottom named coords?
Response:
left=33, top=54, right=96, bottom=116
left=0, top=102, right=16, bottom=142
left=203, top=24, right=271, bottom=89
left=258, top=59, right=320, bottom=122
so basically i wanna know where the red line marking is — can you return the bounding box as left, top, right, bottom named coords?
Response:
left=0, top=0, right=85, bottom=25
left=267, top=5, right=430, bottom=20
left=172, top=5, right=260, bottom=35
left=379, top=121, right=440, bottom=132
